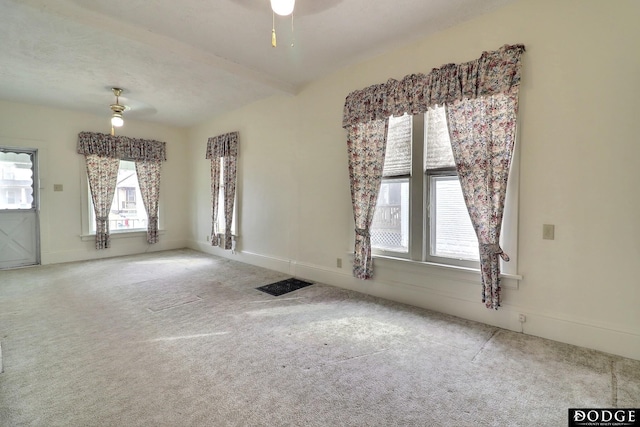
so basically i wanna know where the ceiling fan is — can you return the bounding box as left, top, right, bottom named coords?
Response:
left=106, top=87, right=156, bottom=135
left=109, top=87, right=126, bottom=129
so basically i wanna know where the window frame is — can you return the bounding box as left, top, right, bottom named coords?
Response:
left=425, top=170, right=480, bottom=269
left=88, top=159, right=148, bottom=234
left=212, top=158, right=238, bottom=239
left=371, top=112, right=520, bottom=277
left=79, top=157, right=164, bottom=240
left=372, top=176, right=411, bottom=258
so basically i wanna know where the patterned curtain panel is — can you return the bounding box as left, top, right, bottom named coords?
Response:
left=341, top=44, right=524, bottom=308
left=347, top=119, right=389, bottom=279
left=78, top=132, right=168, bottom=249
left=342, top=45, right=525, bottom=128
left=206, top=131, right=239, bottom=250
left=222, top=155, right=237, bottom=250
left=209, top=156, right=221, bottom=247
left=77, top=132, right=166, bottom=161
left=135, top=160, right=162, bottom=244
left=446, top=91, right=518, bottom=310
left=85, top=154, right=120, bottom=249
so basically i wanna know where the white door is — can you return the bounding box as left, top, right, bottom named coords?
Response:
left=0, top=148, right=40, bottom=269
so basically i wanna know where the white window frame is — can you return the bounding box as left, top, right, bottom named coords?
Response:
left=425, top=171, right=479, bottom=269
left=372, top=113, right=520, bottom=277
left=79, top=157, right=165, bottom=240
left=372, top=176, right=410, bottom=258
left=212, top=159, right=238, bottom=240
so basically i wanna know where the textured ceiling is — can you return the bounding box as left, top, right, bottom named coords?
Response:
left=0, top=0, right=517, bottom=127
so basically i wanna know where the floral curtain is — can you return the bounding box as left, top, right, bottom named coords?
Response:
left=210, top=152, right=222, bottom=247
left=84, top=154, right=119, bottom=249
left=347, top=119, right=389, bottom=279
left=78, top=132, right=167, bottom=249
left=342, top=44, right=524, bottom=307
left=135, top=160, right=162, bottom=244
left=342, top=45, right=525, bottom=128
left=222, top=155, right=237, bottom=250
left=446, top=91, right=519, bottom=309
left=206, top=131, right=239, bottom=250
left=77, top=132, right=166, bottom=161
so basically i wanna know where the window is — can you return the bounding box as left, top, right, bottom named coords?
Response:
left=428, top=175, right=478, bottom=262
left=213, top=161, right=237, bottom=236
left=125, top=188, right=136, bottom=203
left=88, top=160, right=148, bottom=233
left=371, top=114, right=411, bottom=254
left=371, top=107, right=518, bottom=271
left=6, top=190, right=16, bottom=205
left=371, top=179, right=409, bottom=252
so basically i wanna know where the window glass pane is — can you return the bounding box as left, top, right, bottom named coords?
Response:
left=383, top=114, right=412, bottom=177
left=215, top=161, right=236, bottom=235
left=425, top=106, right=455, bottom=170
left=430, top=176, right=479, bottom=261
left=90, top=160, right=147, bottom=232
left=371, top=179, right=409, bottom=253
left=0, top=151, right=34, bottom=209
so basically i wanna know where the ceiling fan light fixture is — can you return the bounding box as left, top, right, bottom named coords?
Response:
left=109, top=87, right=125, bottom=130
left=271, top=0, right=295, bottom=16
left=111, top=112, right=124, bottom=127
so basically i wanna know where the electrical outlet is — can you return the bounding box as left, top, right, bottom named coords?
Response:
left=336, top=258, right=342, bottom=268
left=518, top=314, right=526, bottom=323
left=543, top=224, right=555, bottom=240
left=53, top=184, right=63, bottom=192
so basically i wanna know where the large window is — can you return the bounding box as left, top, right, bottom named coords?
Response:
left=428, top=175, right=478, bottom=262
left=213, top=161, right=237, bottom=237
left=371, top=107, right=517, bottom=270
left=88, top=160, right=148, bottom=233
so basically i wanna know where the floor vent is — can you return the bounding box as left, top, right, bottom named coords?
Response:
left=256, top=278, right=314, bottom=296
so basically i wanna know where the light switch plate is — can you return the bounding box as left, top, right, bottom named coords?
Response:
left=53, top=184, right=63, bottom=192
left=543, top=224, right=555, bottom=240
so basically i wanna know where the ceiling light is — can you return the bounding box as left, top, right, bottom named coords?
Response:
left=109, top=88, right=125, bottom=132
left=270, top=0, right=295, bottom=16
left=111, top=112, right=124, bottom=127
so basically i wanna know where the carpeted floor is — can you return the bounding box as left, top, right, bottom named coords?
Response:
left=0, top=249, right=638, bottom=426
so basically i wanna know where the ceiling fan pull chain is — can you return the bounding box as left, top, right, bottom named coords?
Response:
left=290, top=13, right=294, bottom=47
left=271, top=12, right=277, bottom=48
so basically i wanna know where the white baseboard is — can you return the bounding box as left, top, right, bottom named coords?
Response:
left=187, top=242, right=640, bottom=361
left=42, top=239, right=189, bottom=265
left=188, top=241, right=292, bottom=274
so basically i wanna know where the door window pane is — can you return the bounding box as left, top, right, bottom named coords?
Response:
left=0, top=151, right=34, bottom=209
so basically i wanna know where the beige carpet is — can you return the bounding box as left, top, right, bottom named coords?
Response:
left=0, top=249, right=638, bottom=426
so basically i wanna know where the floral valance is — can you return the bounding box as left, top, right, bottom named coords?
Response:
left=206, top=131, right=239, bottom=159
left=77, top=132, right=167, bottom=161
left=342, top=44, right=525, bottom=128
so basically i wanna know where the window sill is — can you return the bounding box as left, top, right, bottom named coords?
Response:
left=353, top=253, right=522, bottom=289
left=80, top=229, right=166, bottom=242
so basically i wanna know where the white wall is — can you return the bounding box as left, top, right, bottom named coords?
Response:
left=0, top=100, right=190, bottom=264
left=188, top=0, right=640, bottom=360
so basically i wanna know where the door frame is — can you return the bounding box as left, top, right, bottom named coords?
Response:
left=0, top=146, right=40, bottom=268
